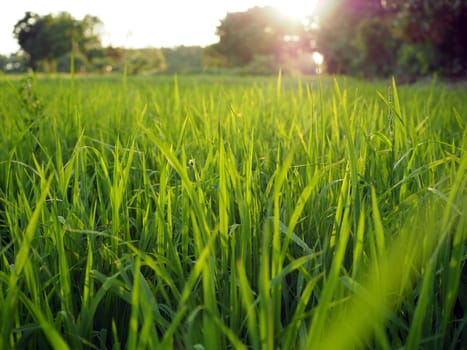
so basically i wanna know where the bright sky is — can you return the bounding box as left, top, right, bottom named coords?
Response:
left=0, top=0, right=318, bottom=55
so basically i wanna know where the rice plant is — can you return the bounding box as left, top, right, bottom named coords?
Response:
left=0, top=73, right=465, bottom=349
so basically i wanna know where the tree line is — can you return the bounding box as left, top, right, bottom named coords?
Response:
left=2, top=1, right=466, bottom=78
left=205, top=0, right=467, bottom=78
left=1, top=11, right=202, bottom=75
left=315, top=0, right=467, bottom=78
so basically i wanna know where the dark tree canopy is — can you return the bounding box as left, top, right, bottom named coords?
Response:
left=314, top=0, right=392, bottom=75
left=13, top=12, right=49, bottom=69
left=390, top=0, right=467, bottom=76
left=314, top=0, right=467, bottom=77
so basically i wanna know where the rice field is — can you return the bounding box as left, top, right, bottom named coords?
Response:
left=0, top=73, right=465, bottom=349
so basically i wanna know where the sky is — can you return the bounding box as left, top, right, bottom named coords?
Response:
left=0, top=0, right=318, bottom=55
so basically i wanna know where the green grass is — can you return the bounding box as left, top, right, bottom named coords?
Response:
left=0, top=73, right=465, bottom=349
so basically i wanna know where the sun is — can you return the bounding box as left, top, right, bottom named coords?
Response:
left=270, top=0, right=318, bottom=20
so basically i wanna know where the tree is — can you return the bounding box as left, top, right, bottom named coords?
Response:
left=314, top=0, right=467, bottom=77
left=209, top=6, right=310, bottom=67
left=202, top=44, right=227, bottom=70
left=13, top=12, right=49, bottom=70
left=125, top=48, right=166, bottom=74
left=354, top=17, right=399, bottom=78
left=79, top=15, right=103, bottom=52
left=389, top=0, right=467, bottom=76
left=13, top=12, right=103, bottom=71
left=0, top=55, right=7, bottom=71
left=314, top=0, right=388, bottom=75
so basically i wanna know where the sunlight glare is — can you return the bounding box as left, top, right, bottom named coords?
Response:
left=312, top=51, right=324, bottom=65
left=271, top=0, right=318, bottom=20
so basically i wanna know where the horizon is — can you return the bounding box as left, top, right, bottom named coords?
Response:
left=0, top=0, right=318, bottom=56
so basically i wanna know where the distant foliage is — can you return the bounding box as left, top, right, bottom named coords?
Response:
left=390, top=0, right=467, bottom=76
left=205, top=6, right=312, bottom=72
left=161, top=46, right=203, bottom=74
left=315, top=0, right=467, bottom=78
left=396, top=43, right=438, bottom=77
left=13, top=11, right=103, bottom=72
left=354, top=18, right=399, bottom=78
left=125, top=48, right=166, bottom=74
left=315, top=0, right=392, bottom=76
left=9, top=1, right=467, bottom=77
left=0, top=53, right=28, bottom=73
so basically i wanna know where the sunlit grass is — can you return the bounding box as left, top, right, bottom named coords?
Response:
left=0, top=73, right=465, bottom=349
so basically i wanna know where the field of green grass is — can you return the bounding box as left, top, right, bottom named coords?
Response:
left=0, top=73, right=465, bottom=349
